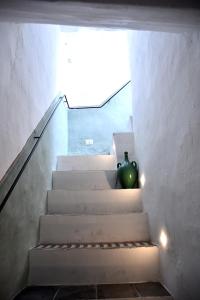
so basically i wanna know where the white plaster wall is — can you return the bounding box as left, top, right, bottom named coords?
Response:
left=130, top=31, right=200, bottom=300
left=0, top=22, right=60, bottom=180
left=0, top=101, right=68, bottom=300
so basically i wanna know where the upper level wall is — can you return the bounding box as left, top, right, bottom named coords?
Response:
left=68, top=83, right=132, bottom=155
left=130, top=30, right=200, bottom=300
left=0, top=22, right=60, bottom=180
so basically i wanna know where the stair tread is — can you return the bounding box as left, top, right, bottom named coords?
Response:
left=41, top=212, right=146, bottom=217
left=48, top=188, right=141, bottom=194
left=58, top=154, right=116, bottom=158
left=47, top=189, right=141, bottom=197
left=54, top=170, right=117, bottom=173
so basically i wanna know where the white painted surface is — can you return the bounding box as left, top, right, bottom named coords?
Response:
left=0, top=22, right=60, bottom=180
left=130, top=31, right=200, bottom=299
left=0, top=100, right=68, bottom=300
left=29, top=246, right=159, bottom=285
left=57, top=155, right=117, bottom=171
left=47, top=189, right=142, bottom=214
left=53, top=170, right=117, bottom=190
left=113, top=132, right=136, bottom=162
left=39, top=213, right=149, bottom=244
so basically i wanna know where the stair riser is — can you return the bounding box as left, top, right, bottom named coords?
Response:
left=57, top=155, right=117, bottom=171
left=47, top=189, right=142, bottom=214
left=53, top=171, right=117, bottom=190
left=29, top=247, right=160, bottom=286
left=39, top=214, right=149, bottom=244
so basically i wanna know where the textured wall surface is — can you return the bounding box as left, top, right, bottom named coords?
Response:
left=130, top=31, right=200, bottom=300
left=0, top=102, right=68, bottom=300
left=68, top=84, right=132, bottom=155
left=0, top=22, right=60, bottom=180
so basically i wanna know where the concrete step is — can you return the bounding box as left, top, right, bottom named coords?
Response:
left=29, top=245, right=160, bottom=286
left=52, top=170, right=117, bottom=190
left=39, top=213, right=149, bottom=244
left=57, top=155, right=117, bottom=171
left=47, top=189, right=142, bottom=215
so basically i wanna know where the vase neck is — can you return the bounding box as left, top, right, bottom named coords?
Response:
left=124, top=152, right=129, bottom=161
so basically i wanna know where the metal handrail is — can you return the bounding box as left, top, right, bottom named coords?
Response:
left=64, top=80, right=131, bottom=109
left=0, top=94, right=64, bottom=213
left=0, top=81, right=131, bottom=213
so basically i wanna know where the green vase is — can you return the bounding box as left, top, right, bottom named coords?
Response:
left=117, top=152, right=138, bottom=189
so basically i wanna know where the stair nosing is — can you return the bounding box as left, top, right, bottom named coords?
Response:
left=33, top=241, right=156, bottom=251
left=47, top=188, right=142, bottom=192
left=53, top=170, right=117, bottom=173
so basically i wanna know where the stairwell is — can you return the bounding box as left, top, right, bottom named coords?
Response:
left=16, top=133, right=172, bottom=299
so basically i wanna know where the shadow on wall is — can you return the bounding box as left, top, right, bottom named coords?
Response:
left=68, top=83, right=133, bottom=155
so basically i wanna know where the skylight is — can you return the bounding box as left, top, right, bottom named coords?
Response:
left=57, top=27, right=131, bottom=108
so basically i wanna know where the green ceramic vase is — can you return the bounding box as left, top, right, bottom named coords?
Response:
left=117, top=151, right=138, bottom=189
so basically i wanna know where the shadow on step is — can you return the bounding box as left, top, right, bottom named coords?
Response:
left=14, top=282, right=171, bottom=299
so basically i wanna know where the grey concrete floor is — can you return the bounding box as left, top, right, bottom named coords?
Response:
left=14, top=283, right=170, bottom=299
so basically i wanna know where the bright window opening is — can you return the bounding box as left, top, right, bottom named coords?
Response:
left=57, top=26, right=131, bottom=108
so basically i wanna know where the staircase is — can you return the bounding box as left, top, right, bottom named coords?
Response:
left=26, top=133, right=172, bottom=299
